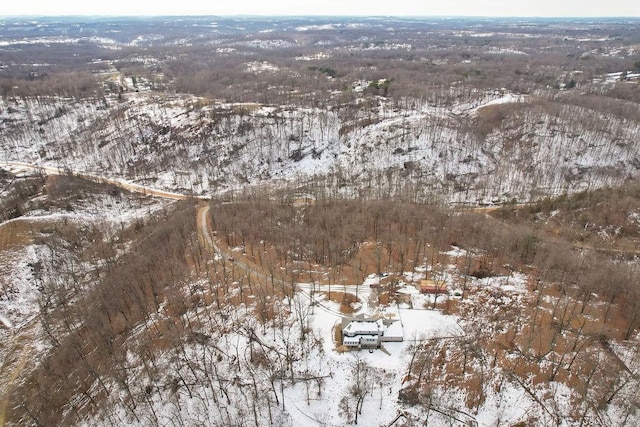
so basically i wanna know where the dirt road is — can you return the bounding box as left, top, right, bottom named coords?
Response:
left=3, top=161, right=209, bottom=201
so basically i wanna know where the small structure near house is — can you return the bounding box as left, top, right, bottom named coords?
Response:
left=384, top=320, right=404, bottom=342
left=419, top=279, right=447, bottom=295
left=342, top=314, right=403, bottom=349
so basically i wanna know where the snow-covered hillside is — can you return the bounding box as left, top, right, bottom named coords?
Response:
left=2, top=91, right=639, bottom=204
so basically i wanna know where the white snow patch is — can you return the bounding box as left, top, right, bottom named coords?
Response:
left=245, top=61, right=280, bottom=73
left=443, top=245, right=469, bottom=258
left=0, top=313, right=13, bottom=329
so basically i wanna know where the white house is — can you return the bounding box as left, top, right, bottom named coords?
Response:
left=341, top=315, right=403, bottom=349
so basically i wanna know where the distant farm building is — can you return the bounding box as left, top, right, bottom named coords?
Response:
left=341, top=315, right=403, bottom=349
left=419, top=279, right=447, bottom=295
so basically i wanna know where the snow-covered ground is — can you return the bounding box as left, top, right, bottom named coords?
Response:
left=2, top=90, right=639, bottom=205
left=285, top=301, right=463, bottom=426
left=0, top=243, right=39, bottom=328
left=0, top=186, right=170, bottom=332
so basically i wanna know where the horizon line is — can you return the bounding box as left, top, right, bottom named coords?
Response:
left=1, top=14, right=639, bottom=19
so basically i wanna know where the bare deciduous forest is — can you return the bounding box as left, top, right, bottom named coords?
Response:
left=1, top=15, right=640, bottom=426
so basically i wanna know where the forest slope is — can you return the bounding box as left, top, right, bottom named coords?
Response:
left=2, top=89, right=640, bottom=204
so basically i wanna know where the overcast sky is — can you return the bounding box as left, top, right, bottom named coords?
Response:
left=0, top=0, right=638, bottom=18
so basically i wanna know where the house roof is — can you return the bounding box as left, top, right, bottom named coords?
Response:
left=385, top=321, right=404, bottom=339
left=343, top=319, right=384, bottom=335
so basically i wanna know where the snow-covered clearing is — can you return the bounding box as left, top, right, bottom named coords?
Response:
left=285, top=294, right=463, bottom=426
left=467, top=93, right=528, bottom=115
left=279, top=268, right=464, bottom=426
